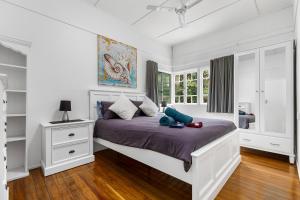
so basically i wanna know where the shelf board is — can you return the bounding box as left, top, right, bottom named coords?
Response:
left=7, top=136, right=26, bottom=143
left=0, top=63, right=27, bottom=70
left=7, top=114, right=26, bottom=117
left=7, top=167, right=29, bottom=182
left=6, top=89, right=26, bottom=93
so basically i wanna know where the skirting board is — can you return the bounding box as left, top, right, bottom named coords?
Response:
left=41, top=155, right=95, bottom=176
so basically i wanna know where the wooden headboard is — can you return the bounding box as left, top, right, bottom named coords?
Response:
left=89, top=90, right=146, bottom=120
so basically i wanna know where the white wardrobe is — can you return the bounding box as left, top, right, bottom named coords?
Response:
left=235, top=41, right=294, bottom=163
left=0, top=74, right=8, bottom=200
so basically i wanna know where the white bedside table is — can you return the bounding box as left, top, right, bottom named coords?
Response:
left=40, top=119, right=95, bottom=176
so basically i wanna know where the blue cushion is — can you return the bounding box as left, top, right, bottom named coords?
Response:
left=159, top=116, right=176, bottom=126
left=96, top=101, right=103, bottom=119
left=165, top=107, right=193, bottom=125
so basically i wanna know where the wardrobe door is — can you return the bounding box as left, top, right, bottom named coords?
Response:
left=236, top=50, right=260, bottom=133
left=260, top=42, right=293, bottom=138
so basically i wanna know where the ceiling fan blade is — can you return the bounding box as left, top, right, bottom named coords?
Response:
left=187, top=0, right=203, bottom=9
left=146, top=5, right=176, bottom=12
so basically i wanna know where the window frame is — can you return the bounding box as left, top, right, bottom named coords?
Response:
left=173, top=69, right=198, bottom=105
left=199, top=67, right=210, bottom=105
left=157, top=71, right=172, bottom=105
left=173, top=67, right=210, bottom=105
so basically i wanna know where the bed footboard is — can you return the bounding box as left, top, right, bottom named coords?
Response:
left=191, top=130, right=240, bottom=200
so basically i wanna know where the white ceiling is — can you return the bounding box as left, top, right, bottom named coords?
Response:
left=90, top=0, right=293, bottom=45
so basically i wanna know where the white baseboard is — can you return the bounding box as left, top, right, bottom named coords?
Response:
left=29, top=163, right=41, bottom=170
left=41, top=155, right=95, bottom=176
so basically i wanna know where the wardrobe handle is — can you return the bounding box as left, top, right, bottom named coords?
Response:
left=68, top=133, right=75, bottom=137
left=69, top=150, right=75, bottom=154
left=261, top=90, right=264, bottom=93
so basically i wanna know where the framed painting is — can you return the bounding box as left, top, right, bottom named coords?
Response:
left=98, top=35, right=137, bottom=88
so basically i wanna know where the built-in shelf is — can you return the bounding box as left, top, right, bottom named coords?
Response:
left=7, top=136, right=26, bottom=143
left=6, top=89, right=26, bottom=93
left=7, top=114, right=26, bottom=117
left=0, top=63, right=27, bottom=70
left=7, top=167, right=29, bottom=182
left=1, top=42, right=28, bottom=182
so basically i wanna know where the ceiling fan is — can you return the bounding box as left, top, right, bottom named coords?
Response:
left=146, top=0, right=203, bottom=27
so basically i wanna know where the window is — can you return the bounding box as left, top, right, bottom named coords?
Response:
left=158, top=72, right=171, bottom=104
left=174, top=68, right=210, bottom=104
left=187, top=72, right=197, bottom=103
left=200, top=68, right=210, bottom=104
left=175, top=74, right=184, bottom=103
left=175, top=71, right=197, bottom=104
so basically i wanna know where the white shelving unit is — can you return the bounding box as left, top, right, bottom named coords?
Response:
left=0, top=42, right=29, bottom=181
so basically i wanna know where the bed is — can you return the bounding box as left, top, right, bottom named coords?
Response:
left=90, top=90, right=240, bottom=200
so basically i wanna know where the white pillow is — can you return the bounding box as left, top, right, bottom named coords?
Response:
left=109, top=94, right=138, bottom=120
left=139, top=96, right=158, bottom=117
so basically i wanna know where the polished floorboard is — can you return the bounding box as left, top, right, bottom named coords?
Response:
left=8, top=148, right=300, bottom=200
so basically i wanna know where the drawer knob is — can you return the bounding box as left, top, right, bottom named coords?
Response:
left=69, top=150, right=75, bottom=154
left=68, top=133, right=75, bottom=137
left=243, top=138, right=251, bottom=142
left=270, top=143, right=280, bottom=146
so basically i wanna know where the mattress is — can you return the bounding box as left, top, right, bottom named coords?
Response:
left=94, top=116, right=236, bottom=171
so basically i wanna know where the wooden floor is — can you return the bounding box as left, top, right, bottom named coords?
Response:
left=8, top=148, right=300, bottom=200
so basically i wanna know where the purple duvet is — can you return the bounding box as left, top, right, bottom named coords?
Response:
left=94, top=116, right=236, bottom=172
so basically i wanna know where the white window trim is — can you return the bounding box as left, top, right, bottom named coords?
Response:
left=173, top=69, right=198, bottom=104
left=158, top=71, right=171, bottom=104
left=173, top=67, right=209, bottom=105
left=200, top=67, right=210, bottom=105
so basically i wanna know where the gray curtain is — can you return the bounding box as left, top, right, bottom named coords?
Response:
left=146, top=60, right=158, bottom=105
left=207, top=55, right=234, bottom=113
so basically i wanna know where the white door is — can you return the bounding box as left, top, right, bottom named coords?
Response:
left=235, top=49, right=260, bottom=133
left=259, top=42, right=293, bottom=138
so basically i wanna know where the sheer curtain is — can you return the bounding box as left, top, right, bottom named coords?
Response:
left=207, top=55, right=234, bottom=113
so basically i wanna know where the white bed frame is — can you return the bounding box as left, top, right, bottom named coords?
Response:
left=90, top=90, right=240, bottom=200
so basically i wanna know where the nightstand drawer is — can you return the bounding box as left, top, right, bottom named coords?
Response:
left=52, top=141, right=89, bottom=164
left=52, top=125, right=89, bottom=145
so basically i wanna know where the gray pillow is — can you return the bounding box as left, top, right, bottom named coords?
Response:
left=131, top=100, right=146, bottom=117
left=101, top=101, right=120, bottom=120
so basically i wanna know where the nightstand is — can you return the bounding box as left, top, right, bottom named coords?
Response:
left=40, top=119, right=94, bottom=176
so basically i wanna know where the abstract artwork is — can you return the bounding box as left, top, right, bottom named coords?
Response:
left=98, top=35, right=137, bottom=88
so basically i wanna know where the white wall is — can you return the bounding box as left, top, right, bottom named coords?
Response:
left=171, top=8, right=294, bottom=119
left=0, top=0, right=172, bottom=168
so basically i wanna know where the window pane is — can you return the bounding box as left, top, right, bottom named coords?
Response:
left=175, top=75, right=180, bottom=82
left=175, top=96, right=179, bottom=103
left=192, top=72, right=197, bottom=80
left=175, top=82, right=184, bottom=95
left=187, top=73, right=192, bottom=80
left=203, top=69, right=209, bottom=78
left=180, top=75, right=184, bottom=81
left=192, top=96, right=197, bottom=103
left=203, top=79, right=209, bottom=95
left=180, top=96, right=184, bottom=103
left=187, top=96, right=191, bottom=103
left=187, top=80, right=197, bottom=95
